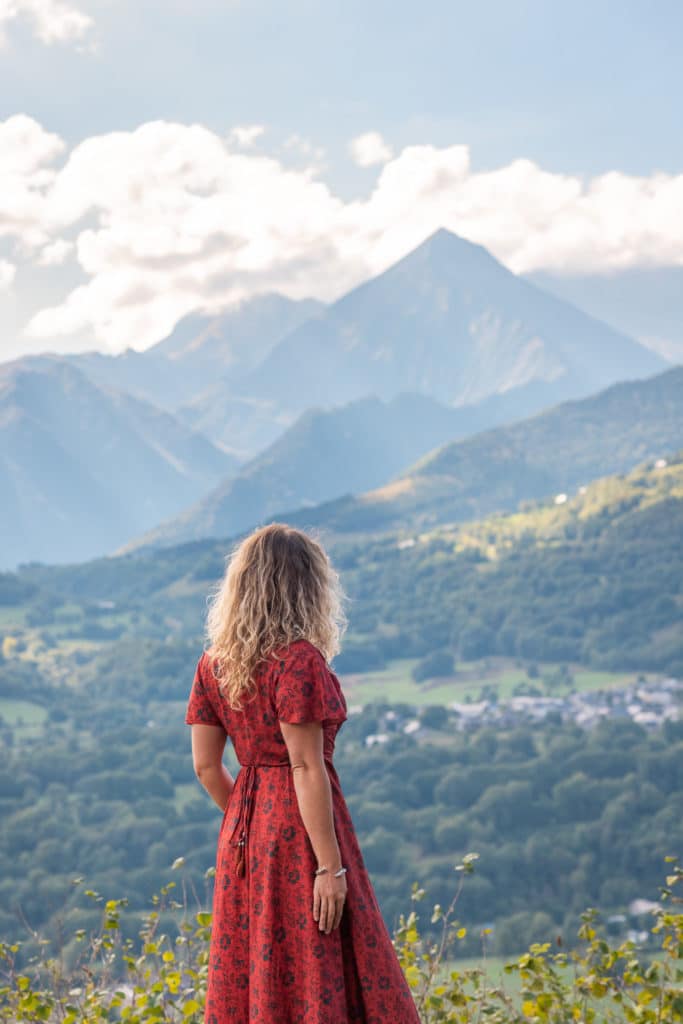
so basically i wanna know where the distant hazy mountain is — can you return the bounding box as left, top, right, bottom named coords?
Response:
left=241, top=228, right=665, bottom=419
left=63, top=232, right=668, bottom=461
left=0, top=357, right=238, bottom=569
left=68, top=293, right=324, bottom=424
left=122, top=392, right=492, bottom=551
left=152, top=293, right=325, bottom=370
left=527, top=267, right=683, bottom=363
left=284, top=365, right=683, bottom=537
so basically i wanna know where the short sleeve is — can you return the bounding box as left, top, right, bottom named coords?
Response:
left=274, top=642, right=346, bottom=725
left=185, top=654, right=223, bottom=727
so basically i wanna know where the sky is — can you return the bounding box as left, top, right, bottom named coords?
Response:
left=1, top=0, right=682, bottom=360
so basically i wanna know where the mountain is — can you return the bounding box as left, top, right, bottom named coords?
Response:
left=68, top=293, right=324, bottom=430
left=62, top=231, right=669, bottom=461
left=240, top=228, right=666, bottom=419
left=0, top=357, right=238, bottom=569
left=331, top=450, right=683, bottom=675
left=283, top=364, right=683, bottom=537
left=150, top=293, right=324, bottom=371
left=121, top=392, right=494, bottom=551
left=526, top=266, right=683, bottom=363
left=123, top=362, right=683, bottom=556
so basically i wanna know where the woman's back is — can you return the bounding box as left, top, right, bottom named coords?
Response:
left=190, top=638, right=347, bottom=764
left=186, top=634, right=421, bottom=1024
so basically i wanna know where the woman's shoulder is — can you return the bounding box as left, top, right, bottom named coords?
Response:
left=198, top=647, right=220, bottom=682
left=269, top=637, right=328, bottom=669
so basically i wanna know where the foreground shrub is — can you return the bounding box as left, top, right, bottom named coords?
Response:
left=395, top=854, right=683, bottom=1023
left=1, top=856, right=681, bottom=1022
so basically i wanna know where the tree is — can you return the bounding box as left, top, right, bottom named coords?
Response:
left=412, top=650, right=454, bottom=682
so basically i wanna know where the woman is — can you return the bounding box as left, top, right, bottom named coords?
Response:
left=185, top=522, right=421, bottom=1024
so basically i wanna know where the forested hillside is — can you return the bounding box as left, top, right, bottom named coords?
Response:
left=1, top=454, right=681, bottom=955
left=1, top=681, right=681, bottom=957
left=9, top=451, right=681, bottom=677
left=329, top=452, right=683, bottom=675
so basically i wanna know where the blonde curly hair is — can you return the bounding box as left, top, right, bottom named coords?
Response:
left=204, top=522, right=348, bottom=709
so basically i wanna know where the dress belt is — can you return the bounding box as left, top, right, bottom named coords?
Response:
left=229, top=755, right=335, bottom=878
left=230, top=760, right=290, bottom=878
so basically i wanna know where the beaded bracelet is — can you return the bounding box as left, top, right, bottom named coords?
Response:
left=315, top=865, right=347, bottom=878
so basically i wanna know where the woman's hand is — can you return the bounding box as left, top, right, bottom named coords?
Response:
left=313, top=869, right=347, bottom=934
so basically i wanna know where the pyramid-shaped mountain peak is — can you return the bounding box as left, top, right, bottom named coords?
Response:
left=244, top=225, right=664, bottom=414
left=395, top=225, right=506, bottom=275
left=421, top=225, right=481, bottom=248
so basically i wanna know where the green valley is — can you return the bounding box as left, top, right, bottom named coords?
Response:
left=0, top=453, right=681, bottom=959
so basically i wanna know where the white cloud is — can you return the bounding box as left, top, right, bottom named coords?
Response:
left=0, top=0, right=94, bottom=46
left=349, top=130, right=394, bottom=168
left=2, top=114, right=682, bottom=353
left=0, top=114, right=66, bottom=249
left=36, top=237, right=74, bottom=265
left=283, top=133, right=326, bottom=161
left=228, top=124, right=265, bottom=148
left=0, top=259, right=16, bottom=289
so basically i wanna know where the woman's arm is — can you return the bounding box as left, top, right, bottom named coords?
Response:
left=279, top=720, right=347, bottom=934
left=190, top=723, right=235, bottom=811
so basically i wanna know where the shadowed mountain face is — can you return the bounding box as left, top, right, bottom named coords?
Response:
left=124, top=363, right=683, bottom=554
left=0, top=357, right=237, bottom=569
left=526, top=266, right=683, bottom=364
left=283, top=365, right=683, bottom=537
left=121, top=392, right=488, bottom=552
left=241, top=228, right=665, bottom=417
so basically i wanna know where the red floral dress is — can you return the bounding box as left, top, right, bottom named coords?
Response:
left=185, top=638, right=421, bottom=1024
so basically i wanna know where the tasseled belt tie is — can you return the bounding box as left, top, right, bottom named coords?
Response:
left=228, top=760, right=290, bottom=878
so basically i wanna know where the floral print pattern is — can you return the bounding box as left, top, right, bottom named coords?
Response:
left=185, top=638, right=420, bottom=1024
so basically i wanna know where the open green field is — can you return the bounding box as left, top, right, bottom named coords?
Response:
left=444, top=953, right=577, bottom=984
left=440, top=953, right=569, bottom=999
left=0, top=697, right=48, bottom=738
left=439, top=953, right=681, bottom=1018
left=0, top=606, right=26, bottom=629
left=342, top=657, right=642, bottom=707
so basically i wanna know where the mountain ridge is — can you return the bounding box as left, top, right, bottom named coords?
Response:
left=62, top=228, right=668, bottom=458
left=0, top=357, right=237, bottom=569
left=66, top=293, right=324, bottom=431
left=282, top=364, right=683, bottom=538
left=240, top=227, right=665, bottom=416
left=122, top=362, right=683, bottom=556
left=119, top=391, right=501, bottom=553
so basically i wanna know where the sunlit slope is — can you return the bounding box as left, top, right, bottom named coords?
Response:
left=290, top=364, right=683, bottom=536
left=330, top=452, right=683, bottom=675
left=9, top=451, right=683, bottom=680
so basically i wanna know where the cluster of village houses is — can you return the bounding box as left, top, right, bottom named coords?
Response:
left=360, top=676, right=681, bottom=747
